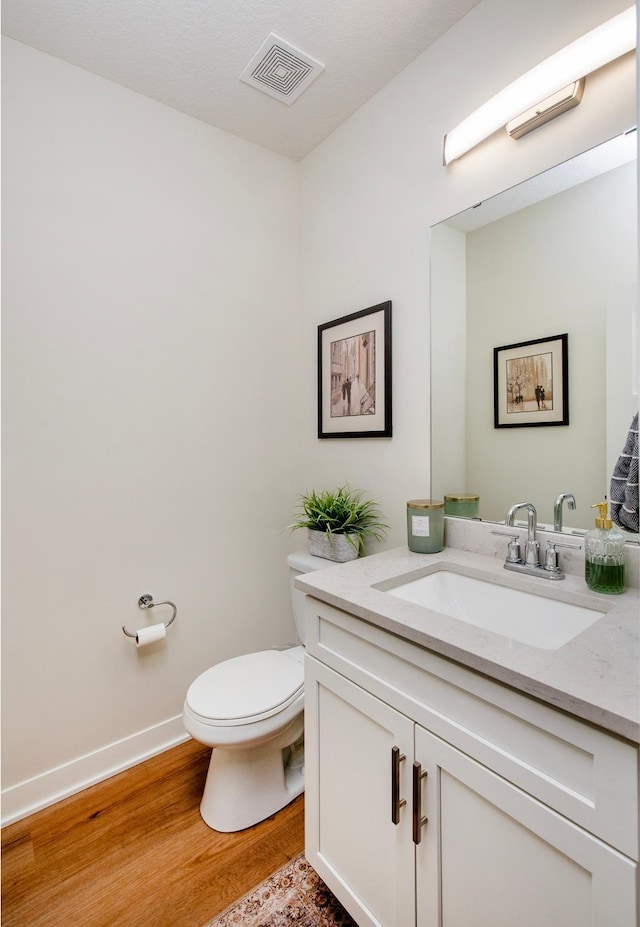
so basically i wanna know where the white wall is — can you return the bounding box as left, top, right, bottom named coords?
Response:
left=1, top=37, right=303, bottom=820
left=299, top=0, right=636, bottom=548
left=2, top=0, right=637, bottom=822
left=465, top=163, right=637, bottom=529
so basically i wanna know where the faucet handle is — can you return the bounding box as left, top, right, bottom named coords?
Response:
left=544, top=539, right=582, bottom=573
left=548, top=540, right=582, bottom=550
left=491, top=530, right=522, bottom=563
left=544, top=544, right=561, bottom=573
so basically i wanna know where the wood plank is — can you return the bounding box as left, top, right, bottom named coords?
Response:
left=2, top=739, right=305, bottom=927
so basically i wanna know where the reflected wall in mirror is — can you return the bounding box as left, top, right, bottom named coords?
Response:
left=431, top=132, right=638, bottom=540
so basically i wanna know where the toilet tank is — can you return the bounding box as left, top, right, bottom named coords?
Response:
left=287, top=550, right=331, bottom=644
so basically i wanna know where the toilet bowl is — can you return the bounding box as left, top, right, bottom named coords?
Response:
left=183, top=550, right=327, bottom=832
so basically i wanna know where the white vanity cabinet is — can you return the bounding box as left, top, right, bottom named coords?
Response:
left=304, top=599, right=639, bottom=927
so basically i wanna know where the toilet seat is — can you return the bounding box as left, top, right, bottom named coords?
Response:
left=186, top=650, right=304, bottom=726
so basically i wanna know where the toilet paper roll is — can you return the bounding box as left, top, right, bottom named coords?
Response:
left=135, top=623, right=167, bottom=648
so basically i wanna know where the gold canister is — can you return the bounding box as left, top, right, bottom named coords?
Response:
left=407, top=499, right=444, bottom=553
left=444, top=494, right=480, bottom=518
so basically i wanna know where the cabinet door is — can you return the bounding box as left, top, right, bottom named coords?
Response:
left=414, top=725, right=637, bottom=927
left=305, top=656, right=415, bottom=927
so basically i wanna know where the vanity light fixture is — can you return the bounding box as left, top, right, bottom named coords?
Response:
left=443, top=5, right=636, bottom=165
left=505, top=79, right=585, bottom=140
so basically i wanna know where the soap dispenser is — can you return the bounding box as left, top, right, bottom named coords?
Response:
left=585, top=501, right=625, bottom=594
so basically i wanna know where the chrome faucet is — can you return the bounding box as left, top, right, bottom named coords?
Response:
left=553, top=492, right=576, bottom=532
left=506, top=501, right=540, bottom=566
left=492, top=500, right=581, bottom=580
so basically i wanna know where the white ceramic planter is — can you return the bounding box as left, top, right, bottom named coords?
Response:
left=308, top=530, right=359, bottom=562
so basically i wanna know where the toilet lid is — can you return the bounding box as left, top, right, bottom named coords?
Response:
left=186, top=650, right=304, bottom=725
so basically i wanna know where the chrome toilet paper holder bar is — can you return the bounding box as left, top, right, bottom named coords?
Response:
left=122, top=595, right=178, bottom=638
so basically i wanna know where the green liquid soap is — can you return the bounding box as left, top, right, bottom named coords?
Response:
left=585, top=560, right=625, bottom=595
left=585, top=502, right=625, bottom=595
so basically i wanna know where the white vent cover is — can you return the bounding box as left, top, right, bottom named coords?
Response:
left=240, top=33, right=324, bottom=105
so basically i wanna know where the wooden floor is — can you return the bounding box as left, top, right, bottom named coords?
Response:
left=1, top=739, right=305, bottom=927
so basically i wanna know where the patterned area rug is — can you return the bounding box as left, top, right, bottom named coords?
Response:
left=205, top=854, right=357, bottom=927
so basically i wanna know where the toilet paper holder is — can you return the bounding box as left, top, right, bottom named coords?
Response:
left=122, top=595, right=178, bottom=639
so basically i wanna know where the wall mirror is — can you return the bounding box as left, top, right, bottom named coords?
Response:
left=431, top=130, right=638, bottom=541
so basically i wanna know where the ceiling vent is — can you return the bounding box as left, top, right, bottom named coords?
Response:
left=240, top=33, right=324, bottom=105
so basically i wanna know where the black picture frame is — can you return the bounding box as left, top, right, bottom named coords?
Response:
left=318, top=301, right=392, bottom=439
left=493, top=333, right=569, bottom=428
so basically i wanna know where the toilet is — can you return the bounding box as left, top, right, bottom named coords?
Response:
left=182, top=550, right=327, bottom=832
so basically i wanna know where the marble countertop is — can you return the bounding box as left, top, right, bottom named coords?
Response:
left=296, top=545, right=640, bottom=743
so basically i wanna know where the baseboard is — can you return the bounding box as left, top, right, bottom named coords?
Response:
left=1, top=715, right=190, bottom=826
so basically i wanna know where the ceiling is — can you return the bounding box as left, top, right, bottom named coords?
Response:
left=1, top=0, right=480, bottom=160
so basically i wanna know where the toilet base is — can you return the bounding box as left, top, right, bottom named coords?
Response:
left=199, top=722, right=305, bottom=832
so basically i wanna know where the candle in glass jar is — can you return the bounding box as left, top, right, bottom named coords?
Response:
left=444, top=494, right=480, bottom=518
left=406, top=499, right=444, bottom=553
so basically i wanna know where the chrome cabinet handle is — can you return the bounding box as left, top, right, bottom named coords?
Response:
left=391, top=746, right=406, bottom=825
left=412, top=761, right=428, bottom=844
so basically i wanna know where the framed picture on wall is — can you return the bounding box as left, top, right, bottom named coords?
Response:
left=494, top=333, right=569, bottom=428
left=318, top=301, right=392, bottom=438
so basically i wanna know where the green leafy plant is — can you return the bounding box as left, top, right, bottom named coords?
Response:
left=287, top=485, right=388, bottom=556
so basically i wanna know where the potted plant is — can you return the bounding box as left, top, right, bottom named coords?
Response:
left=287, top=485, right=388, bottom=562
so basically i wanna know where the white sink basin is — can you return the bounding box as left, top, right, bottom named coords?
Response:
left=386, top=569, right=605, bottom=649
